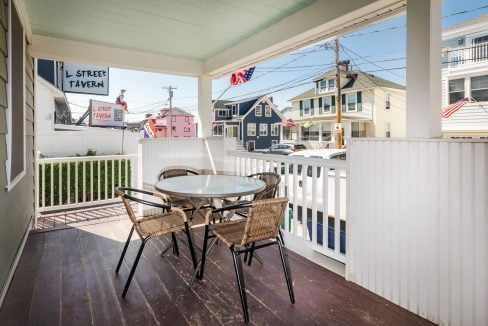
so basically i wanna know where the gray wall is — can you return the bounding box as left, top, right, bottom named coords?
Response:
left=0, top=0, right=35, bottom=295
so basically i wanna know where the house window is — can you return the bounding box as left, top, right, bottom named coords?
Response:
left=318, top=79, right=335, bottom=93
left=449, top=78, right=465, bottom=104
left=271, top=124, right=279, bottom=136
left=385, top=122, right=391, bottom=138
left=303, top=100, right=311, bottom=115
left=385, top=92, right=391, bottom=110
left=172, top=116, right=176, bottom=122
left=255, top=105, right=262, bottom=116
left=272, top=140, right=278, bottom=145
left=217, top=110, right=227, bottom=117
left=282, top=127, right=293, bottom=140
left=346, top=93, right=357, bottom=111
left=301, top=125, right=319, bottom=141
left=471, top=75, right=488, bottom=102
left=259, top=123, right=268, bottom=136
left=321, top=123, right=332, bottom=141
left=184, top=127, right=190, bottom=132
left=185, top=116, right=189, bottom=122
left=231, top=105, right=237, bottom=116
left=351, top=122, right=367, bottom=138
left=247, top=123, right=256, bottom=136
left=213, top=123, right=224, bottom=136
left=5, top=0, right=26, bottom=190
left=323, top=96, right=332, bottom=113
left=265, top=105, right=272, bottom=117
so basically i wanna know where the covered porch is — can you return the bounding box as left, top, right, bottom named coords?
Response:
left=1, top=0, right=487, bottom=325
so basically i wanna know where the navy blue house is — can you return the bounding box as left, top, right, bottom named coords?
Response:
left=212, top=95, right=284, bottom=151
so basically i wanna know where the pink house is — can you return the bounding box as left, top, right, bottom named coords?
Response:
left=153, top=107, right=196, bottom=138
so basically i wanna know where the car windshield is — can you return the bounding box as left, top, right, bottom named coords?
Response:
left=329, top=153, right=346, bottom=160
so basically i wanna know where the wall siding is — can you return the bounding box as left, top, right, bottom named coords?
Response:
left=242, top=101, right=281, bottom=149
left=0, top=0, right=35, bottom=298
left=347, top=139, right=488, bottom=325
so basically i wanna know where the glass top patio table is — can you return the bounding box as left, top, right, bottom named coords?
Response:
left=154, top=175, right=266, bottom=199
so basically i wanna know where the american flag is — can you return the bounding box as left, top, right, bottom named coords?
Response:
left=441, top=99, right=469, bottom=119
left=230, top=67, right=255, bottom=85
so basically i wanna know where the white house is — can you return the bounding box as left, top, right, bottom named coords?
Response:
left=442, top=14, right=488, bottom=138
left=284, top=64, right=406, bottom=148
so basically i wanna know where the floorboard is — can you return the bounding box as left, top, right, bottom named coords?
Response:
left=0, top=214, right=433, bottom=326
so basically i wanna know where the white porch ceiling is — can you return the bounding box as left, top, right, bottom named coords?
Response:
left=25, top=0, right=405, bottom=77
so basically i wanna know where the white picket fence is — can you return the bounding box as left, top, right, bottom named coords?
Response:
left=228, top=151, right=347, bottom=264
left=36, top=153, right=138, bottom=213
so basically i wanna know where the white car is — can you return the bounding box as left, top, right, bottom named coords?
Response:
left=289, top=148, right=346, bottom=160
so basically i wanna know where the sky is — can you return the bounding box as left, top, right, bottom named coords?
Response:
left=66, top=0, right=488, bottom=123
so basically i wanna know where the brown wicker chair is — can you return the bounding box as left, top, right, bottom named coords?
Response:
left=157, top=167, right=209, bottom=214
left=197, top=198, right=295, bottom=324
left=115, top=187, right=198, bottom=297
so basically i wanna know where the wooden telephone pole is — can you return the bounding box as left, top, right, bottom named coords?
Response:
left=334, top=38, right=342, bottom=149
left=163, top=85, right=177, bottom=138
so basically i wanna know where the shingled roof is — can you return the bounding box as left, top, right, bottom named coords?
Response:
left=289, top=69, right=405, bottom=101
left=159, top=107, right=194, bottom=117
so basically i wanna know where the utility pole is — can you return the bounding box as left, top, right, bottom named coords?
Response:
left=334, top=37, right=342, bottom=149
left=163, top=85, right=177, bottom=138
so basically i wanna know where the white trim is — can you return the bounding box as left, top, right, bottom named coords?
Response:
left=259, top=123, right=268, bottom=136
left=0, top=215, right=34, bottom=307
left=5, top=0, right=26, bottom=191
left=12, top=0, right=30, bottom=42
left=30, top=35, right=203, bottom=77
left=271, top=123, right=280, bottom=136
left=345, top=93, right=358, bottom=112
left=255, top=105, right=262, bottom=117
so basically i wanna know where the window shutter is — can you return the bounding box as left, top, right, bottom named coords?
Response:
left=342, top=94, right=346, bottom=112
left=299, top=100, right=303, bottom=116
left=318, top=97, right=323, bottom=114
left=310, top=99, right=314, bottom=115
left=357, top=91, right=362, bottom=112
left=331, top=96, right=336, bottom=113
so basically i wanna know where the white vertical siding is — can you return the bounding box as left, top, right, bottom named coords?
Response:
left=347, top=139, right=488, bottom=325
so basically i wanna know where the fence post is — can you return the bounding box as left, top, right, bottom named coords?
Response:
left=34, top=151, right=41, bottom=228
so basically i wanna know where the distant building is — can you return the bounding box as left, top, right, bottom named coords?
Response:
left=150, top=107, right=197, bottom=138
left=441, top=14, right=488, bottom=138
left=212, top=95, right=284, bottom=151
left=285, top=63, right=406, bottom=148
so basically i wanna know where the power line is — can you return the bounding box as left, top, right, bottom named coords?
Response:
left=343, top=4, right=488, bottom=39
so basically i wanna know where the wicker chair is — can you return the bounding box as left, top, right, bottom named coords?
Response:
left=157, top=167, right=209, bottom=214
left=115, top=187, right=198, bottom=297
left=198, top=198, right=295, bottom=324
left=223, top=172, right=285, bottom=253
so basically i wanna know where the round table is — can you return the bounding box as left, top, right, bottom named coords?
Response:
left=154, top=175, right=266, bottom=199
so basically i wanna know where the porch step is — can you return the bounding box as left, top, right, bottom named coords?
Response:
left=235, top=140, right=246, bottom=151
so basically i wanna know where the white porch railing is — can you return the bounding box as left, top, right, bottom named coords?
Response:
left=36, top=154, right=138, bottom=213
left=445, top=41, right=488, bottom=68
left=228, top=151, right=347, bottom=264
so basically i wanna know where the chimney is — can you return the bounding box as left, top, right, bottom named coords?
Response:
left=268, top=96, right=273, bottom=103
left=145, top=113, right=152, bottom=119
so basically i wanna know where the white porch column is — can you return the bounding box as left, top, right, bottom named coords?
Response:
left=198, top=75, right=213, bottom=138
left=406, top=0, right=442, bottom=138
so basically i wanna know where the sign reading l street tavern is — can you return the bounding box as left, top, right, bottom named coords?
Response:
left=62, top=62, right=109, bottom=95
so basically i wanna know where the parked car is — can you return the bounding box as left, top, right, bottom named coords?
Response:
left=263, top=143, right=307, bottom=155
left=289, top=148, right=346, bottom=161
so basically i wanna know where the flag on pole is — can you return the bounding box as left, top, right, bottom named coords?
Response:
left=281, top=119, right=297, bottom=127
left=303, top=120, right=314, bottom=129
left=230, top=67, right=255, bottom=85
left=143, top=119, right=157, bottom=138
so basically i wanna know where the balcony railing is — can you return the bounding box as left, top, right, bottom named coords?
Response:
left=228, top=151, right=347, bottom=263
left=445, top=42, right=488, bottom=68
left=36, top=153, right=138, bottom=213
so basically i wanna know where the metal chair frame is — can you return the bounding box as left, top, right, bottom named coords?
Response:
left=115, top=187, right=198, bottom=297
left=195, top=200, right=295, bottom=324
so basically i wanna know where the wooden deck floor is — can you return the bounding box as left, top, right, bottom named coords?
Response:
left=1, top=214, right=432, bottom=325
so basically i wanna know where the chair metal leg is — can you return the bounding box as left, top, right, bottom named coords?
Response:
left=116, top=225, right=134, bottom=274
left=171, top=232, right=179, bottom=256
left=122, top=237, right=148, bottom=298
left=247, top=242, right=256, bottom=266
left=277, top=240, right=295, bottom=304
left=231, top=249, right=249, bottom=324
left=184, top=222, right=198, bottom=269
left=279, top=229, right=285, bottom=246
left=197, top=225, right=210, bottom=280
